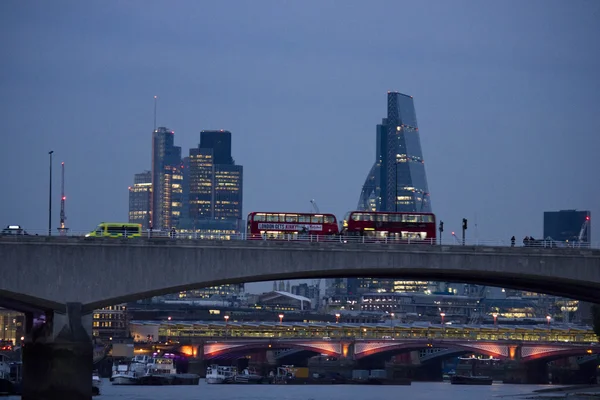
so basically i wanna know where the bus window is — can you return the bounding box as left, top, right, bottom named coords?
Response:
left=285, top=215, right=298, bottom=223
left=255, top=214, right=265, bottom=222
left=311, top=216, right=323, bottom=223
left=351, top=213, right=360, bottom=221
left=299, top=215, right=308, bottom=223
left=324, top=215, right=335, bottom=224
left=267, top=214, right=278, bottom=222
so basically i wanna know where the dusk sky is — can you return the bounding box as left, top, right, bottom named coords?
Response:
left=1, top=1, right=599, bottom=294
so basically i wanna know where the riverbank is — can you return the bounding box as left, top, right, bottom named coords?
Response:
left=518, top=385, right=600, bottom=399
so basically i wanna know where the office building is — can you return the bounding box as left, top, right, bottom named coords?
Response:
left=353, top=92, right=433, bottom=294
left=543, top=209, right=591, bottom=243
left=357, top=92, right=431, bottom=213
left=151, top=127, right=182, bottom=231
left=128, top=171, right=152, bottom=230
left=181, top=130, right=243, bottom=235
left=92, top=304, right=129, bottom=340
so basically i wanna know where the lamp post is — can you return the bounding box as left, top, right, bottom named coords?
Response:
left=440, top=312, right=445, bottom=325
left=224, top=315, right=230, bottom=338
left=492, top=312, right=498, bottom=327
left=390, top=313, right=395, bottom=338
left=278, top=314, right=284, bottom=324
left=546, top=315, right=551, bottom=327
left=335, top=313, right=340, bottom=323
left=48, top=150, right=54, bottom=236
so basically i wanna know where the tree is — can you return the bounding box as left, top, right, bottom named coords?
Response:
left=592, top=304, right=600, bottom=340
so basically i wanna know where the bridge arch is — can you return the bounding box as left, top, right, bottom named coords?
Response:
left=520, top=346, right=599, bottom=363
left=203, top=340, right=342, bottom=359
left=354, top=340, right=510, bottom=361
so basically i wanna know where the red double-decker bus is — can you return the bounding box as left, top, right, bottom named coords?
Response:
left=247, top=212, right=339, bottom=239
left=341, top=211, right=436, bottom=243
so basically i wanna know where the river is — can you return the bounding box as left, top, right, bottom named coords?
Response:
left=10, top=381, right=563, bottom=400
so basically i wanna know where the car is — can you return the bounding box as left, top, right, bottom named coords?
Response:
left=1, top=225, right=28, bottom=236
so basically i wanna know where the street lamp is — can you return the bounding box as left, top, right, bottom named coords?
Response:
left=167, top=316, right=172, bottom=321
left=335, top=313, right=340, bottom=323
left=440, top=312, right=446, bottom=325
left=48, top=150, right=54, bottom=236
left=492, top=313, right=498, bottom=327
left=390, top=313, right=395, bottom=338
left=224, top=315, right=230, bottom=338
left=546, top=315, right=551, bottom=327
left=278, top=314, right=284, bottom=324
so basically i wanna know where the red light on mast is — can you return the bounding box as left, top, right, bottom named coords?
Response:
left=62, top=196, right=66, bottom=200
left=586, top=216, right=590, bottom=221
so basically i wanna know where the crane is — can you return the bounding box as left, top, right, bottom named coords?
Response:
left=577, top=216, right=590, bottom=243
left=310, top=199, right=320, bottom=213
left=58, top=162, right=68, bottom=235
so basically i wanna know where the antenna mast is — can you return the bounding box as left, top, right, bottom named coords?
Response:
left=58, top=162, right=68, bottom=235
left=154, top=95, right=158, bottom=131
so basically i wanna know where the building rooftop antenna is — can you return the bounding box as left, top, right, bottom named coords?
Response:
left=153, top=95, right=158, bottom=131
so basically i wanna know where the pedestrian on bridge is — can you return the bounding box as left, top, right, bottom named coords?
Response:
left=511, top=236, right=516, bottom=247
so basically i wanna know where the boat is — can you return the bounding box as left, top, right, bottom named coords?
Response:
left=138, top=356, right=178, bottom=385
left=233, top=367, right=266, bottom=384
left=450, top=374, right=493, bottom=385
left=206, top=365, right=237, bottom=384
left=111, top=357, right=148, bottom=385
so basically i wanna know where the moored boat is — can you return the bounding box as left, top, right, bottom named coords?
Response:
left=450, top=374, right=493, bottom=385
left=206, top=365, right=237, bottom=384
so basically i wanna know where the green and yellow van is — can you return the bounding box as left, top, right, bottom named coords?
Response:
left=85, top=223, right=142, bottom=238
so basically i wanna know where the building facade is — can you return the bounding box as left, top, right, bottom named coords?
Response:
left=128, top=171, right=152, bottom=230
left=357, top=92, right=431, bottom=213
left=180, top=130, right=243, bottom=236
left=92, top=304, right=129, bottom=340
left=151, top=127, right=182, bottom=231
left=543, top=209, right=591, bottom=243
left=353, top=92, right=433, bottom=295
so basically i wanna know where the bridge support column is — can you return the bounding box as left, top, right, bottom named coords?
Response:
left=22, top=303, right=93, bottom=400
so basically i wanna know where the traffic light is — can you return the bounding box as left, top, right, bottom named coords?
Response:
left=439, top=221, right=444, bottom=233
left=462, top=218, right=468, bottom=230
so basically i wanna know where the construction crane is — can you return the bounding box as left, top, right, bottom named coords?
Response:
left=58, top=162, right=68, bottom=235
left=577, top=216, right=590, bottom=243
left=310, top=199, right=320, bottom=213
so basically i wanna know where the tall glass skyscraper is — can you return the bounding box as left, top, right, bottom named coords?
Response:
left=128, top=171, right=152, bottom=230
left=353, top=92, right=433, bottom=295
left=358, top=92, right=431, bottom=213
left=151, top=127, right=182, bottom=230
left=181, top=130, right=243, bottom=235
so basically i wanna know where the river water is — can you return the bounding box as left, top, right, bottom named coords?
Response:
left=10, top=381, right=561, bottom=400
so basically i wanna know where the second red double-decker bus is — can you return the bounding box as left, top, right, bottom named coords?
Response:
left=247, top=212, right=339, bottom=239
left=341, top=211, right=436, bottom=243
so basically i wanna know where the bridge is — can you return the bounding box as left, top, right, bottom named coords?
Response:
left=2, top=236, right=600, bottom=311
left=143, top=337, right=599, bottom=364
left=1, top=236, right=599, bottom=398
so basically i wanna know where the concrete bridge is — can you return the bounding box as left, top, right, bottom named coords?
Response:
left=1, top=236, right=599, bottom=398
left=1, top=236, right=600, bottom=311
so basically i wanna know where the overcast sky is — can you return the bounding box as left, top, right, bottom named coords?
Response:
left=1, top=1, right=599, bottom=294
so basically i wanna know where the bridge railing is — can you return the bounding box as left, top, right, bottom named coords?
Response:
left=3, top=230, right=598, bottom=249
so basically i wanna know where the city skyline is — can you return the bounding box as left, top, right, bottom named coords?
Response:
left=1, top=2, right=599, bottom=295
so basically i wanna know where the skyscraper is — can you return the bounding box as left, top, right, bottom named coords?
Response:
left=151, top=127, right=182, bottom=230
left=358, top=92, right=431, bottom=213
left=181, top=130, right=243, bottom=235
left=128, top=171, right=152, bottom=230
left=353, top=92, right=433, bottom=295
